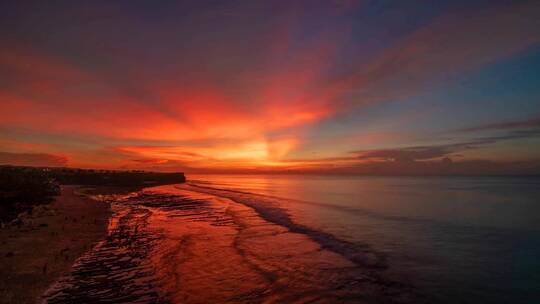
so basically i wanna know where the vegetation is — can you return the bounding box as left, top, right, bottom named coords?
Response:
left=0, top=166, right=60, bottom=223
left=49, top=168, right=185, bottom=186
left=0, top=166, right=185, bottom=223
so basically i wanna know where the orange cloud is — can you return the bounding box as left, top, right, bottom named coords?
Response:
left=0, top=152, right=68, bottom=167
left=116, top=136, right=299, bottom=168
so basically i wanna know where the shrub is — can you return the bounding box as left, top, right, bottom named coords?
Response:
left=0, top=166, right=60, bottom=223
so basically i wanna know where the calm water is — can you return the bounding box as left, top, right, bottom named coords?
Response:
left=43, top=175, right=540, bottom=303
left=187, top=175, right=540, bottom=303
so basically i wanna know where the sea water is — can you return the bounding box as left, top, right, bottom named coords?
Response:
left=186, top=175, right=540, bottom=303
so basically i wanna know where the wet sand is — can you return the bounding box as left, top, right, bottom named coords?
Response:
left=42, top=184, right=417, bottom=303
left=0, top=186, right=110, bottom=304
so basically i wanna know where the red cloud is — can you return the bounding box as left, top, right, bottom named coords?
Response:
left=0, top=152, right=68, bottom=167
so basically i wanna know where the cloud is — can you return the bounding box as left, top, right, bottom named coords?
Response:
left=316, top=1, right=540, bottom=110
left=130, top=159, right=169, bottom=164
left=0, top=152, right=68, bottom=167
left=355, top=147, right=451, bottom=162
left=115, top=137, right=299, bottom=170
left=458, top=116, right=540, bottom=132
left=353, top=126, right=540, bottom=164
left=1, top=1, right=540, bottom=174
left=332, top=158, right=540, bottom=176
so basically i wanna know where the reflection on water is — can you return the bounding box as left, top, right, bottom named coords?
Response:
left=41, top=176, right=540, bottom=303
left=42, top=184, right=417, bottom=303
left=186, top=175, right=540, bottom=304
left=43, top=191, right=166, bottom=303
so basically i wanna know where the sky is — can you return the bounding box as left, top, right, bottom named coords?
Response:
left=1, top=0, right=540, bottom=175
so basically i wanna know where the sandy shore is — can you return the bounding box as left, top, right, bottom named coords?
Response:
left=0, top=186, right=110, bottom=304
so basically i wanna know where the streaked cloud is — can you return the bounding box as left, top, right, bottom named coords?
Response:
left=458, top=116, right=540, bottom=132
left=0, top=152, right=68, bottom=167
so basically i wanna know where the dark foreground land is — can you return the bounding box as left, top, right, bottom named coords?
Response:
left=0, top=166, right=185, bottom=224
left=0, top=166, right=185, bottom=303
left=0, top=186, right=110, bottom=303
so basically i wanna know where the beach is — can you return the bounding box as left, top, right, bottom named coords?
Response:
left=40, top=184, right=416, bottom=303
left=0, top=186, right=110, bottom=304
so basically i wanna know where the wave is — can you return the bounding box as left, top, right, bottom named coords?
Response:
left=184, top=182, right=390, bottom=270
left=186, top=180, right=538, bottom=236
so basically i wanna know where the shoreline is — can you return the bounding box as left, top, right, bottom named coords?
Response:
left=0, top=185, right=111, bottom=304
left=3, top=181, right=418, bottom=303
left=42, top=184, right=418, bottom=303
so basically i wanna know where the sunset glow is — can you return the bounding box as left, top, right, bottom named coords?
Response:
left=1, top=1, right=539, bottom=174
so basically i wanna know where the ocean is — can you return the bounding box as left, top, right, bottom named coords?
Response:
left=43, top=175, right=540, bottom=303
left=187, top=174, right=540, bottom=303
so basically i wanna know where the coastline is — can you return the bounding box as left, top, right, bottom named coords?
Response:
left=41, top=184, right=418, bottom=303
left=0, top=185, right=111, bottom=304
left=2, top=181, right=419, bottom=303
